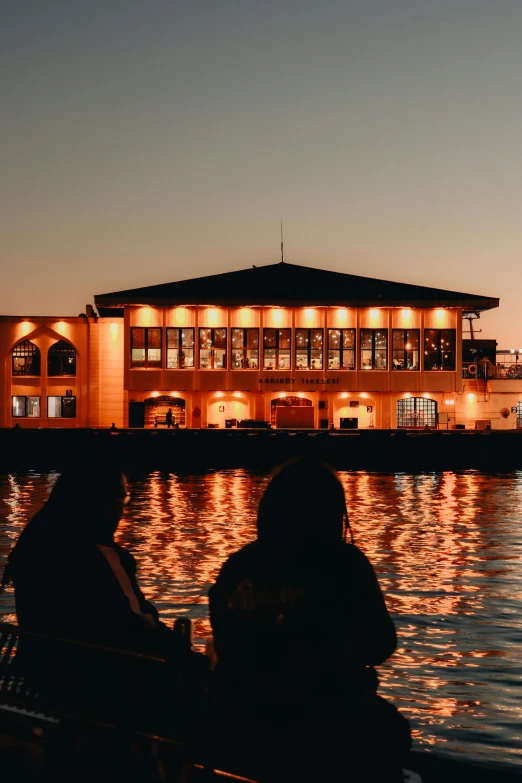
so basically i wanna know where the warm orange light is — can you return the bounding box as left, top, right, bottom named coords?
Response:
left=233, top=392, right=242, bottom=398
left=434, top=309, right=446, bottom=326
left=110, top=323, right=119, bottom=341
left=271, top=308, right=284, bottom=327
left=170, top=307, right=189, bottom=327
left=340, top=392, right=349, bottom=399
left=369, top=309, right=379, bottom=319
left=404, top=393, right=411, bottom=398
left=203, top=308, right=220, bottom=327
left=237, top=308, right=255, bottom=327
left=215, top=392, right=223, bottom=398
left=467, top=393, right=475, bottom=401
left=151, top=391, right=160, bottom=398
left=137, top=307, right=154, bottom=327
left=445, top=399, right=455, bottom=405
left=333, top=308, right=349, bottom=327
left=297, top=392, right=304, bottom=398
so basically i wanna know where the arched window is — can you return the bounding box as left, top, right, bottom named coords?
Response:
left=397, top=397, right=438, bottom=428
left=12, top=340, right=41, bottom=376
left=48, top=340, right=76, bottom=376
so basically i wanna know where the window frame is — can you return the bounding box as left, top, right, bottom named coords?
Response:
left=327, top=329, right=356, bottom=370
left=130, top=327, right=162, bottom=369
left=47, top=340, right=76, bottom=377
left=12, top=340, right=41, bottom=377
left=397, top=397, right=438, bottom=428
left=231, top=328, right=259, bottom=369
left=360, top=329, right=388, bottom=370
left=263, top=328, right=291, bottom=370
left=198, top=327, right=228, bottom=369
left=295, top=329, right=324, bottom=370
left=12, top=395, right=41, bottom=418
left=47, top=395, right=77, bottom=418
left=392, top=329, right=420, bottom=371
left=166, top=327, right=195, bottom=369
left=424, top=329, right=456, bottom=371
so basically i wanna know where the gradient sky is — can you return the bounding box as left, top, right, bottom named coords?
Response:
left=2, top=1, right=521, bottom=347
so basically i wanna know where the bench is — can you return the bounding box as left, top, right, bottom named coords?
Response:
left=0, top=621, right=259, bottom=783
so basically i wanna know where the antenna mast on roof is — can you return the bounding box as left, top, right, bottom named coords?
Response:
left=281, top=219, right=284, bottom=263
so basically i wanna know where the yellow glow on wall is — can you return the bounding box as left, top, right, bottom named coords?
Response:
left=332, top=308, right=349, bottom=328
left=360, top=392, right=368, bottom=399
left=237, top=308, right=255, bottom=327
left=207, top=308, right=220, bottom=327
left=369, top=309, right=379, bottom=321
left=170, top=307, right=190, bottom=327
left=340, top=392, right=349, bottom=399
left=271, top=308, right=284, bottom=327
left=279, top=392, right=286, bottom=398
left=151, top=391, right=160, bottom=397
left=19, top=321, right=33, bottom=337
left=297, top=392, right=304, bottom=398
left=435, top=309, right=446, bottom=326
left=136, top=307, right=154, bottom=327
left=445, top=399, right=455, bottom=405
left=467, top=393, right=475, bottom=402
left=233, top=392, right=242, bottom=398
left=215, top=391, right=223, bottom=398
left=110, top=323, right=119, bottom=341
left=404, top=393, right=411, bottom=398
left=304, top=309, right=316, bottom=327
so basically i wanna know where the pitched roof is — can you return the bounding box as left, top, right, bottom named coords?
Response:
left=94, top=261, right=499, bottom=312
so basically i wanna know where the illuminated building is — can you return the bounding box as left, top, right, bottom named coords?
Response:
left=2, top=261, right=519, bottom=430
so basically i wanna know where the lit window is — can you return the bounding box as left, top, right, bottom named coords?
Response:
left=424, top=329, right=456, bottom=371
left=397, top=397, right=437, bottom=428
left=12, top=341, right=41, bottom=376
left=199, top=328, right=227, bottom=369
left=130, top=328, right=162, bottom=369
left=263, top=329, right=291, bottom=370
left=166, top=328, right=194, bottom=368
left=47, top=341, right=76, bottom=376
left=47, top=396, right=76, bottom=418
left=295, top=329, right=323, bottom=370
left=327, top=329, right=355, bottom=370
left=392, top=330, right=420, bottom=371
left=12, top=396, right=41, bottom=418
left=231, top=328, right=259, bottom=369
left=360, top=329, right=388, bottom=370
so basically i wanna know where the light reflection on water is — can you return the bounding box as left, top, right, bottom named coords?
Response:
left=1, top=469, right=522, bottom=769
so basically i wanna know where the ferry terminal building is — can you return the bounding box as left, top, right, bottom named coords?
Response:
left=2, top=261, right=520, bottom=431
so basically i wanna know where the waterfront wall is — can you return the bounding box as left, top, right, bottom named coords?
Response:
left=1, top=427, right=522, bottom=474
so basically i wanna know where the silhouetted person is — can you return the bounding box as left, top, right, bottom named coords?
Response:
left=208, top=457, right=410, bottom=782
left=165, top=408, right=173, bottom=428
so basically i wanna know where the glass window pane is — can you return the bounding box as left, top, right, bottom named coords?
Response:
left=167, top=329, right=180, bottom=348
left=342, top=330, right=355, bottom=349
left=264, top=329, right=276, bottom=348
left=61, top=397, right=76, bottom=418
left=47, top=397, right=61, bottom=417
left=246, top=329, right=258, bottom=350
left=131, top=328, right=145, bottom=348
left=360, top=330, right=373, bottom=349
left=148, top=328, right=162, bottom=349
left=214, top=329, right=227, bottom=349
left=167, top=350, right=179, bottom=369
left=231, top=329, right=243, bottom=349
left=279, top=330, right=290, bottom=349
left=181, top=328, right=194, bottom=348
left=27, top=396, right=40, bottom=417
left=182, top=349, right=194, bottom=367
left=264, top=349, right=276, bottom=368
left=328, top=330, right=341, bottom=348
left=132, top=348, right=146, bottom=364
left=12, top=396, right=26, bottom=417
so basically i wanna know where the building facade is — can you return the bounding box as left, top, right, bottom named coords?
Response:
left=2, top=261, right=520, bottom=430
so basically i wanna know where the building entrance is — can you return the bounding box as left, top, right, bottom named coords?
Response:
left=144, top=396, right=186, bottom=427
left=271, top=396, right=313, bottom=428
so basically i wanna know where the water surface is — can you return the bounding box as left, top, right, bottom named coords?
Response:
left=1, top=469, right=521, bottom=770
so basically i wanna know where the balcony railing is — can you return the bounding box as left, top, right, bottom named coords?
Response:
left=462, top=361, right=522, bottom=380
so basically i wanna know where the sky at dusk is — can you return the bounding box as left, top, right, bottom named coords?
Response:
left=2, top=1, right=521, bottom=348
